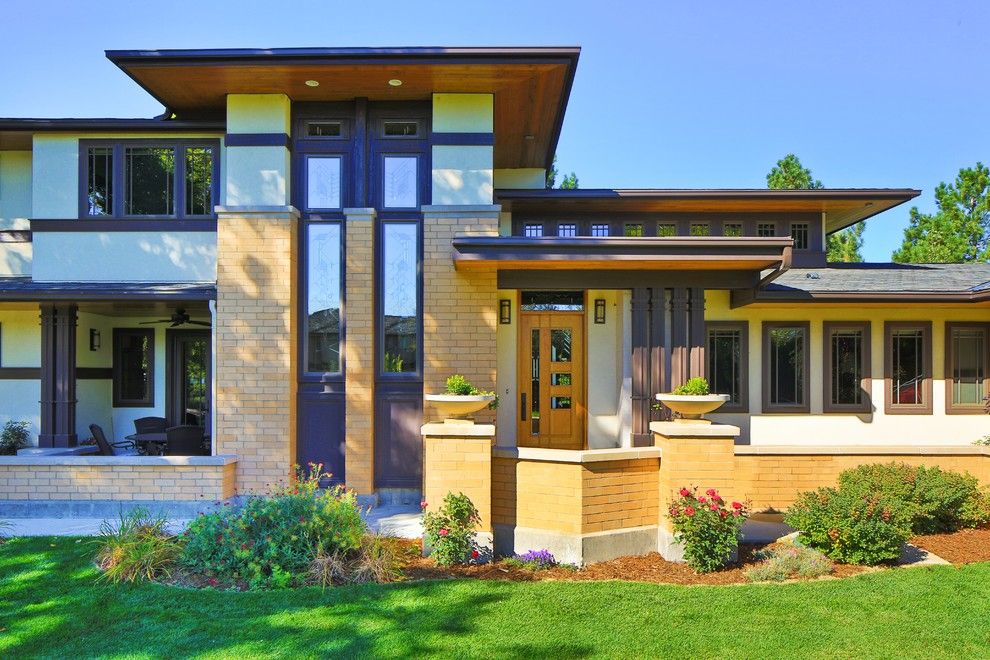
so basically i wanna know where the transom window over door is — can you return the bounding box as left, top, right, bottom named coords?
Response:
left=884, top=321, right=932, bottom=414
left=945, top=323, right=989, bottom=413
left=763, top=322, right=809, bottom=412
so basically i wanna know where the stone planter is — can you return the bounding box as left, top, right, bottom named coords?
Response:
left=424, top=394, right=496, bottom=424
left=655, top=393, right=730, bottom=424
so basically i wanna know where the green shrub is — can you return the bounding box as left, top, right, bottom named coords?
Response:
left=746, top=545, right=834, bottom=582
left=423, top=492, right=481, bottom=566
left=974, top=436, right=990, bottom=446
left=444, top=374, right=498, bottom=408
left=838, top=463, right=990, bottom=534
left=784, top=483, right=915, bottom=565
left=669, top=487, right=749, bottom=573
left=671, top=377, right=710, bottom=396
left=0, top=420, right=31, bottom=455
left=95, top=508, right=181, bottom=583
left=181, top=465, right=365, bottom=589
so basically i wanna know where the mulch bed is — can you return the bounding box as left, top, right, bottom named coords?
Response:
left=910, top=527, right=990, bottom=564
left=399, top=541, right=869, bottom=586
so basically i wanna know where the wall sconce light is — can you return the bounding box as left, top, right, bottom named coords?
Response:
left=89, top=329, right=101, bottom=351
left=499, top=299, right=512, bottom=324
left=594, top=299, right=606, bottom=324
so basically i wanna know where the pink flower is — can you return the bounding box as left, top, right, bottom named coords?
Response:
left=697, top=496, right=707, bottom=504
left=471, top=549, right=480, bottom=559
left=439, top=528, right=449, bottom=537
left=420, top=500, right=428, bottom=509
left=710, top=504, right=718, bottom=511
left=732, top=501, right=743, bottom=510
left=733, top=510, right=741, bottom=517
left=670, top=507, right=680, bottom=517
left=719, top=510, right=728, bottom=518
left=706, top=488, right=717, bottom=497
left=712, top=495, right=723, bottom=503
left=679, top=488, right=691, bottom=497
left=684, top=506, right=696, bottom=517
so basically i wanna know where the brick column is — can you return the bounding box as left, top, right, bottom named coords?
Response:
left=651, top=421, right=740, bottom=561
left=214, top=206, right=298, bottom=494
left=421, top=205, right=499, bottom=423
left=343, top=208, right=376, bottom=494
left=422, top=422, right=495, bottom=533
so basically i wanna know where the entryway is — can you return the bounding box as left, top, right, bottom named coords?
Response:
left=166, top=330, right=211, bottom=429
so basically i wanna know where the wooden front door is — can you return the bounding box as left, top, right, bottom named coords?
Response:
left=518, top=312, right=585, bottom=449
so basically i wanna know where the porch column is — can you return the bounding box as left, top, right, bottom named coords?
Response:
left=669, top=288, right=689, bottom=389
left=688, top=287, right=706, bottom=378
left=38, top=303, right=77, bottom=448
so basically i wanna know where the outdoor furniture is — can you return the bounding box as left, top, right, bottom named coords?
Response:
left=133, top=416, right=167, bottom=434
left=125, top=432, right=167, bottom=456
left=164, top=425, right=208, bottom=456
left=89, top=424, right=135, bottom=457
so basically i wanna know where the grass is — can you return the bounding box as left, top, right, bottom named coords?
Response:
left=3, top=537, right=990, bottom=659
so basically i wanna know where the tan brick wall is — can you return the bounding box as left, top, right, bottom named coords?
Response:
left=344, top=210, right=375, bottom=493
left=422, top=211, right=498, bottom=424
left=0, top=463, right=236, bottom=501
left=735, top=452, right=990, bottom=511
left=215, top=209, right=298, bottom=494
left=424, top=433, right=492, bottom=531
left=655, top=433, right=738, bottom=531
left=582, top=459, right=660, bottom=533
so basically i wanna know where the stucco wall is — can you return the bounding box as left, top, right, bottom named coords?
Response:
left=493, top=168, right=546, bottom=190
left=0, top=151, right=33, bottom=277
left=495, top=289, right=518, bottom=446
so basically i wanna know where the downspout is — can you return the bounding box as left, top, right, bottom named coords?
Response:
left=209, top=299, right=217, bottom=453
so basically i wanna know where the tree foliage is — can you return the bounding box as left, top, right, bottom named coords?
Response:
left=766, top=153, right=863, bottom=262
left=892, top=163, right=990, bottom=263
left=546, top=155, right=579, bottom=190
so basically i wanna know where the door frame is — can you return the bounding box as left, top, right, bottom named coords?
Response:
left=515, top=291, right=588, bottom=449
left=165, top=329, right=212, bottom=429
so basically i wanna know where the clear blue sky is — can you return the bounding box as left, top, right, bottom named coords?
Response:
left=3, top=0, right=988, bottom=261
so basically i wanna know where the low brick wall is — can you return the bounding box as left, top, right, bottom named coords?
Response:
left=423, top=425, right=494, bottom=532
left=0, top=456, right=238, bottom=501
left=734, top=446, right=990, bottom=511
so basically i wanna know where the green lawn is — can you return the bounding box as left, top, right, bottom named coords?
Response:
left=3, top=537, right=990, bottom=659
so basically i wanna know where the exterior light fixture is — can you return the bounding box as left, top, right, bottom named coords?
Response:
left=89, top=329, right=101, bottom=351
left=304, top=80, right=320, bottom=87
left=594, top=299, right=606, bottom=324
left=388, top=79, right=403, bottom=87
left=499, top=299, right=512, bottom=325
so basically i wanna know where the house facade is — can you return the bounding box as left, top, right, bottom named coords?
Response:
left=1, top=46, right=988, bottom=561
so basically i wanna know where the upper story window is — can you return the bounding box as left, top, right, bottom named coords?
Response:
left=723, top=223, right=743, bottom=237
left=624, top=223, right=644, bottom=237
left=382, top=120, right=420, bottom=137
left=591, top=223, right=610, bottom=237
left=757, top=223, right=776, bottom=237
left=690, top=223, right=711, bottom=237
left=81, top=140, right=218, bottom=219
left=791, top=223, right=810, bottom=250
left=557, top=223, right=577, bottom=237
left=524, top=223, right=544, bottom=238
left=657, top=223, right=677, bottom=237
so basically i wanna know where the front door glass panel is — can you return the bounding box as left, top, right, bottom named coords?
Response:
left=531, top=328, right=540, bottom=435
left=551, top=329, right=571, bottom=362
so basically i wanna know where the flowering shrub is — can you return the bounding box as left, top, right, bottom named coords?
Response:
left=504, top=549, right=557, bottom=571
left=669, top=487, right=749, bottom=573
left=181, top=465, right=365, bottom=589
left=422, top=492, right=480, bottom=566
left=745, top=545, right=834, bottom=582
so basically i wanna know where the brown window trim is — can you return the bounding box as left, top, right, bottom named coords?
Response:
left=944, top=321, right=990, bottom=415
left=762, top=321, right=810, bottom=413
left=705, top=321, right=749, bottom=413
left=883, top=321, right=933, bottom=415
left=823, top=321, right=872, bottom=413
left=112, top=328, right=155, bottom=408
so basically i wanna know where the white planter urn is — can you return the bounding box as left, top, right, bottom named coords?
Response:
left=655, top=393, right=730, bottom=424
left=424, top=394, right=496, bottom=425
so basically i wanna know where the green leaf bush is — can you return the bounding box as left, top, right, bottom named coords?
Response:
left=671, top=377, right=710, bottom=396
left=95, top=508, right=181, bottom=583
left=668, top=487, right=749, bottom=573
left=422, top=492, right=481, bottom=566
left=746, top=545, right=834, bottom=582
left=181, top=465, right=365, bottom=589
left=0, top=420, right=31, bottom=455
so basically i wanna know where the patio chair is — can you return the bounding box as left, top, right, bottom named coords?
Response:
left=133, top=416, right=167, bottom=434
left=89, top=424, right=135, bottom=457
left=164, top=425, right=207, bottom=456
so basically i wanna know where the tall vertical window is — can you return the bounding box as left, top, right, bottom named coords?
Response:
left=591, top=223, right=610, bottom=237
left=113, top=328, right=155, bottom=407
left=381, top=223, right=419, bottom=373
left=124, top=147, right=175, bottom=216
left=707, top=323, right=747, bottom=411
left=763, top=322, right=809, bottom=412
left=185, top=147, right=214, bottom=216
left=306, top=156, right=342, bottom=210
left=382, top=156, right=418, bottom=208
left=87, top=147, right=114, bottom=215
left=791, top=223, right=809, bottom=250
left=557, top=223, right=577, bottom=237
left=824, top=322, right=871, bottom=412
left=306, top=224, right=342, bottom=374
left=884, top=322, right=932, bottom=414
left=757, top=223, right=776, bottom=237
left=946, top=323, right=989, bottom=413
left=657, top=223, right=677, bottom=237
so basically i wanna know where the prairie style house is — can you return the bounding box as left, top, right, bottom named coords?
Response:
left=1, top=47, right=988, bottom=561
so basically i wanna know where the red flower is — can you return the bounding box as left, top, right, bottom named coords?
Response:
left=684, top=506, right=696, bottom=517
left=710, top=504, right=718, bottom=511
left=697, top=496, right=707, bottom=504
left=471, top=549, right=480, bottom=559
left=439, top=528, right=449, bottom=537
left=719, top=510, right=728, bottom=518
left=679, top=488, right=691, bottom=497
left=732, top=510, right=741, bottom=517
left=712, top=495, right=723, bottom=503
left=670, top=507, right=680, bottom=517
left=420, top=500, right=428, bottom=509
left=731, top=501, right=743, bottom=510
left=706, top=488, right=717, bottom=497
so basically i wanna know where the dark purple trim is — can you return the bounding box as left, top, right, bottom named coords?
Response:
left=497, top=269, right=761, bottom=290
left=0, top=118, right=224, bottom=131
left=39, top=304, right=77, bottom=448
left=0, top=367, right=40, bottom=379
left=498, top=188, right=922, bottom=202
left=224, top=133, right=290, bottom=148
left=77, top=367, right=114, bottom=379
left=430, top=132, right=494, bottom=146
left=106, top=46, right=581, bottom=64
left=0, top=231, right=31, bottom=243
left=732, top=289, right=990, bottom=307
left=31, top=219, right=217, bottom=232
left=630, top=288, right=650, bottom=446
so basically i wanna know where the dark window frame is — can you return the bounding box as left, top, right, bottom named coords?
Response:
left=762, top=321, right=811, bottom=413
left=590, top=223, right=610, bottom=237
left=376, top=219, right=423, bottom=380
left=757, top=222, right=777, bottom=238
left=791, top=222, right=810, bottom=250
left=884, top=321, right=933, bottom=415
left=823, top=321, right=872, bottom=413
left=557, top=223, right=577, bottom=237
left=705, top=321, right=749, bottom=412
left=301, top=153, right=348, bottom=213
left=112, top=328, right=155, bottom=408
left=944, top=321, right=990, bottom=415
left=302, top=220, right=345, bottom=379
left=722, top=222, right=743, bottom=237
left=78, top=139, right=220, bottom=220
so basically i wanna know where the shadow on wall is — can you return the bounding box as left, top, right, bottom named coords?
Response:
left=0, top=244, right=31, bottom=277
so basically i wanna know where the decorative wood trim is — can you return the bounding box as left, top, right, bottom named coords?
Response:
left=0, top=367, right=41, bottom=379
left=704, top=321, right=749, bottom=413
left=883, top=321, right=933, bottom=415
left=944, top=322, right=990, bottom=415
left=630, top=287, right=651, bottom=446
left=822, top=321, right=872, bottom=414
left=224, top=133, right=290, bottom=148
left=31, top=219, right=217, bottom=232
left=430, top=132, right=495, bottom=146
left=761, top=321, right=811, bottom=414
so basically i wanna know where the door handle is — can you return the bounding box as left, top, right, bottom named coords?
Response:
left=520, top=392, right=527, bottom=422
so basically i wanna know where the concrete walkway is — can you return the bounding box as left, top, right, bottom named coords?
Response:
left=5, top=504, right=424, bottom=539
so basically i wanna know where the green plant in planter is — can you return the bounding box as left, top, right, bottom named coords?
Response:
left=671, top=377, right=711, bottom=396
left=444, top=374, right=498, bottom=409
left=0, top=420, right=31, bottom=455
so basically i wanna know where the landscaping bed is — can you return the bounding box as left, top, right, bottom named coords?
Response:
left=911, top=527, right=990, bottom=564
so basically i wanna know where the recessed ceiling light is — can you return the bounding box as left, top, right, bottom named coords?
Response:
left=388, top=79, right=403, bottom=87
left=304, top=80, right=320, bottom=87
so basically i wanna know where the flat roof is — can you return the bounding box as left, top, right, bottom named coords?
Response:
left=495, top=188, right=921, bottom=233
left=0, top=278, right=216, bottom=302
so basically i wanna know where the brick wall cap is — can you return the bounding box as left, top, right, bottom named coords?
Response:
left=492, top=445, right=663, bottom=464
left=421, top=204, right=501, bottom=218
left=215, top=205, right=299, bottom=219
left=0, top=454, right=239, bottom=467
left=422, top=422, right=495, bottom=438
left=735, top=444, right=990, bottom=456
left=650, top=421, right=741, bottom=438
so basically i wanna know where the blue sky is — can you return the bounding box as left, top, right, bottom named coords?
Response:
left=3, top=0, right=988, bottom=261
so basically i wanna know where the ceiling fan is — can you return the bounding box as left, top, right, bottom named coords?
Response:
left=139, top=308, right=212, bottom=328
